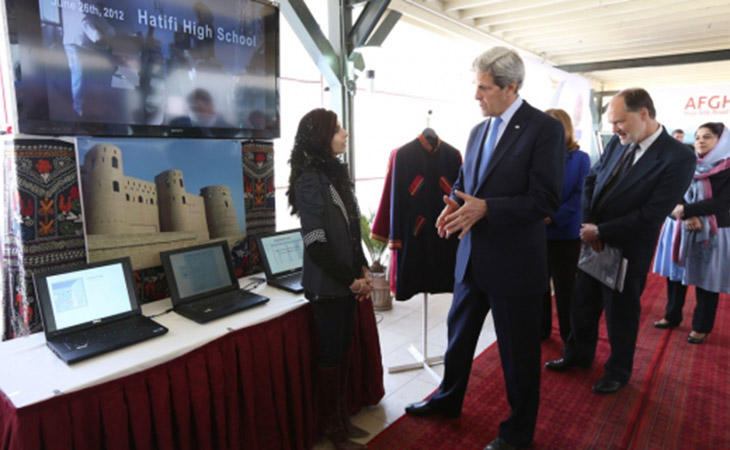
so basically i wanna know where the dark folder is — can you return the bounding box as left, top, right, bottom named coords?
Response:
left=577, top=242, right=628, bottom=292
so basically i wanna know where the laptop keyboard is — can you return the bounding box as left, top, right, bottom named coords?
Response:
left=60, top=316, right=164, bottom=351
left=276, top=273, right=302, bottom=287
left=187, top=290, right=258, bottom=313
left=279, top=273, right=300, bottom=282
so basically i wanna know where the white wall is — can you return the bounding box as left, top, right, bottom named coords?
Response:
left=649, top=84, right=730, bottom=143
left=274, top=14, right=594, bottom=230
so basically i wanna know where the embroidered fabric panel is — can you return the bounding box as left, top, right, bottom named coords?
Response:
left=303, top=229, right=327, bottom=247
left=412, top=216, right=426, bottom=236
left=438, top=176, right=453, bottom=195
left=329, top=185, right=349, bottom=226
left=242, top=142, right=275, bottom=278
left=2, top=139, right=87, bottom=340
left=133, top=266, right=169, bottom=303
left=242, top=142, right=275, bottom=238
left=408, top=175, right=424, bottom=196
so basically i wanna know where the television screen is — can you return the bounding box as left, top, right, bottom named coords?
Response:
left=5, top=0, right=280, bottom=139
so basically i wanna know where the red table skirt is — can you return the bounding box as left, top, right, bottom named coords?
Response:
left=0, top=299, right=384, bottom=450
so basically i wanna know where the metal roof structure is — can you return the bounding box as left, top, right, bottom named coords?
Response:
left=388, top=0, right=730, bottom=89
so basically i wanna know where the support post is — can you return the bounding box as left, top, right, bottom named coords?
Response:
left=387, top=293, right=444, bottom=383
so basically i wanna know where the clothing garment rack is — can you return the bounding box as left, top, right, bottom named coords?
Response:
left=386, top=115, right=446, bottom=382
left=387, top=293, right=444, bottom=383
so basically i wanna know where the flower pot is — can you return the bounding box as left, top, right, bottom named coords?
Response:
left=370, top=271, right=392, bottom=311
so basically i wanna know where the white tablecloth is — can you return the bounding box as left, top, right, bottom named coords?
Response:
left=0, top=276, right=307, bottom=409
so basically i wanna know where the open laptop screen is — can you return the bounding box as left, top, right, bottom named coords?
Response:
left=42, top=262, right=134, bottom=333
left=259, top=231, right=304, bottom=276
left=168, top=244, right=233, bottom=299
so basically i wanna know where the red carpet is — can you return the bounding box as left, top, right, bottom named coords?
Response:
left=369, top=274, right=730, bottom=449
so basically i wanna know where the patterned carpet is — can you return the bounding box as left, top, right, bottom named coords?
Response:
left=369, top=273, right=730, bottom=449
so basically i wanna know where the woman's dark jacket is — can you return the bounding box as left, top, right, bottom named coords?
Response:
left=293, top=169, right=367, bottom=298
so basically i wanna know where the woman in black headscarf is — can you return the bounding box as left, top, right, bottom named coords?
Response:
left=287, top=108, right=371, bottom=449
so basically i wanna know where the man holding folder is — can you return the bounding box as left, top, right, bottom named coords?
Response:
left=546, top=88, right=695, bottom=394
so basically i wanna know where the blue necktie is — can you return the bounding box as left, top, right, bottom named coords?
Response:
left=477, top=117, right=502, bottom=184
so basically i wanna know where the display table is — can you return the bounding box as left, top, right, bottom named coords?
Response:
left=0, top=277, right=384, bottom=449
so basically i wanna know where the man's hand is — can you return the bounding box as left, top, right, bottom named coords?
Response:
left=671, top=204, right=685, bottom=220
left=436, top=195, right=460, bottom=238
left=580, top=223, right=604, bottom=252
left=684, top=216, right=702, bottom=231
left=544, top=216, right=553, bottom=225
left=443, top=190, right=488, bottom=239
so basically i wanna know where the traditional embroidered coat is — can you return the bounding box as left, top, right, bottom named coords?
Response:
left=385, top=135, right=462, bottom=300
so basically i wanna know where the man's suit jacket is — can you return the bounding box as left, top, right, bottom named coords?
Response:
left=583, top=129, right=695, bottom=277
left=452, top=101, right=564, bottom=297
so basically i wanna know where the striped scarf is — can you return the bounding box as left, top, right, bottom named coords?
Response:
left=673, top=126, right=730, bottom=264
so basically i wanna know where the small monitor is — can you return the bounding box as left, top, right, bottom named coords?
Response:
left=258, top=230, right=304, bottom=276
left=34, top=258, right=138, bottom=335
left=161, top=241, right=238, bottom=304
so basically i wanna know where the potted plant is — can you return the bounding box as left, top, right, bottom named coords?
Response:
left=360, top=213, right=392, bottom=310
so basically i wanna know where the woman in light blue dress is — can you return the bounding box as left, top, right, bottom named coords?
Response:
left=653, top=122, right=730, bottom=343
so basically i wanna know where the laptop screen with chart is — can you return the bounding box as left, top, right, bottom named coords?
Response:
left=33, top=258, right=168, bottom=364
left=257, top=230, right=305, bottom=293
left=42, top=261, right=136, bottom=334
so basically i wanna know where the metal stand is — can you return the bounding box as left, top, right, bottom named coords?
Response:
left=387, top=293, right=444, bottom=383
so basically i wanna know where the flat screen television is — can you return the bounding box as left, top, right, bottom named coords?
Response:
left=5, top=0, right=280, bottom=139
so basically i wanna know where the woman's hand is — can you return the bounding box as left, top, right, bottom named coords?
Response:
left=350, top=277, right=372, bottom=294
left=671, top=204, right=685, bottom=220
left=684, top=216, right=702, bottom=231
left=349, top=277, right=372, bottom=301
left=362, top=267, right=372, bottom=284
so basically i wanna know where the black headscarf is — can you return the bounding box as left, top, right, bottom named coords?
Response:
left=287, top=109, right=360, bottom=236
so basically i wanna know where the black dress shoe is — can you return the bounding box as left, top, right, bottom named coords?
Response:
left=484, top=437, right=517, bottom=450
left=591, top=378, right=626, bottom=394
left=544, top=357, right=591, bottom=372
left=404, top=400, right=459, bottom=418
left=653, top=319, right=678, bottom=329
left=687, top=332, right=707, bottom=344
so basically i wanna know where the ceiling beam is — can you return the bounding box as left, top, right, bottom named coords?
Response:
left=555, top=49, right=730, bottom=73
left=280, top=0, right=342, bottom=86
left=453, top=0, right=566, bottom=17
left=365, top=10, right=403, bottom=46
left=388, top=0, right=549, bottom=62
left=588, top=61, right=730, bottom=89
left=463, top=0, right=627, bottom=24
left=501, top=4, right=730, bottom=42
left=526, top=24, right=730, bottom=54
left=482, top=0, right=694, bottom=32
left=550, top=35, right=730, bottom=62
left=443, top=0, right=502, bottom=12
left=348, top=0, right=392, bottom=52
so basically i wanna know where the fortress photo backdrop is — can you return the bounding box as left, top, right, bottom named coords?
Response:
left=76, top=137, right=246, bottom=270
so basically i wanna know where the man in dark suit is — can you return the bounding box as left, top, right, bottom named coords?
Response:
left=546, top=89, right=696, bottom=394
left=404, top=47, right=565, bottom=450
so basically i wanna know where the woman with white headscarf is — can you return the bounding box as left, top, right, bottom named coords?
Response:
left=653, top=122, right=730, bottom=343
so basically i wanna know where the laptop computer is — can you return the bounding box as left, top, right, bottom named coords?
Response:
left=33, top=258, right=168, bottom=365
left=160, top=241, right=269, bottom=323
left=256, top=229, right=305, bottom=294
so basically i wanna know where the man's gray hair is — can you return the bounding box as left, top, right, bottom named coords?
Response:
left=472, top=47, right=525, bottom=93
